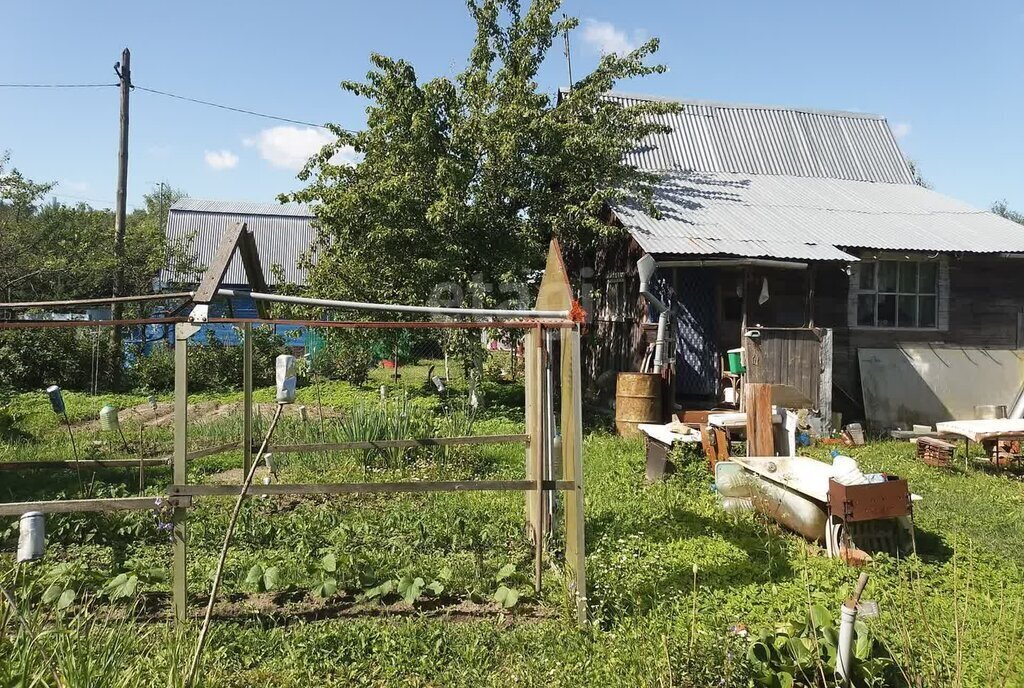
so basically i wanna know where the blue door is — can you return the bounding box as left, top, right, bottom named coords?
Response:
left=671, top=268, right=719, bottom=396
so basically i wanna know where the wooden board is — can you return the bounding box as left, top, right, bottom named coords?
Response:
left=744, top=383, right=774, bottom=456
left=561, top=327, right=587, bottom=625
left=169, top=480, right=575, bottom=497
left=713, top=426, right=731, bottom=462
left=172, top=332, right=189, bottom=622
left=0, top=496, right=188, bottom=517
left=528, top=325, right=544, bottom=589
left=268, top=434, right=528, bottom=454
left=744, top=328, right=824, bottom=409
left=0, top=459, right=169, bottom=471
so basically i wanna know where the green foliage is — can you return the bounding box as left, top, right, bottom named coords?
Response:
left=311, top=552, right=339, bottom=598
left=287, top=0, right=680, bottom=309
left=310, top=328, right=377, bottom=385
left=245, top=563, right=283, bottom=593
left=0, top=158, right=188, bottom=307
left=747, top=605, right=891, bottom=687
left=130, top=326, right=289, bottom=393
left=992, top=199, right=1024, bottom=225
left=0, top=325, right=111, bottom=392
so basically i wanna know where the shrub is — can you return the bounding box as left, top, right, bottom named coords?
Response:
left=0, top=326, right=110, bottom=391
left=128, top=342, right=175, bottom=392
left=311, top=329, right=377, bottom=384
left=129, top=325, right=289, bottom=393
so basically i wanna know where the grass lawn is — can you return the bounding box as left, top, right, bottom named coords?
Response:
left=3, top=372, right=1024, bottom=686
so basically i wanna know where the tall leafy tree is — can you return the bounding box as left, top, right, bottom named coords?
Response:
left=288, top=0, right=679, bottom=309
left=993, top=200, right=1024, bottom=226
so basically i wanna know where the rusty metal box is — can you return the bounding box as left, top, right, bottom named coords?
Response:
left=828, top=476, right=910, bottom=522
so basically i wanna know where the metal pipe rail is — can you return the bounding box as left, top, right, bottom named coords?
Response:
left=0, top=292, right=195, bottom=310
left=216, top=289, right=571, bottom=320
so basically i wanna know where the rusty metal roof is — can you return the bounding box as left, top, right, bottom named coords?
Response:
left=161, top=199, right=316, bottom=287
left=612, top=171, right=1024, bottom=259
left=600, top=91, right=915, bottom=184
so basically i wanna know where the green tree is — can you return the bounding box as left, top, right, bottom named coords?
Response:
left=992, top=199, right=1024, bottom=225
left=288, top=0, right=679, bottom=309
left=0, top=158, right=194, bottom=391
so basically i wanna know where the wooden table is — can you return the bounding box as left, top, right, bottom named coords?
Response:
left=935, top=419, right=1024, bottom=467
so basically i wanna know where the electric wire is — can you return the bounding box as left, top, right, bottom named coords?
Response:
left=134, top=84, right=358, bottom=132
left=0, top=82, right=117, bottom=88
left=1, top=80, right=359, bottom=133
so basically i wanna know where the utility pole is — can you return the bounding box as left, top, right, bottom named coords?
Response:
left=562, top=14, right=574, bottom=91
left=110, top=47, right=131, bottom=387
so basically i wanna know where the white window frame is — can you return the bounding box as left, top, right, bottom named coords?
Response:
left=847, top=253, right=949, bottom=331
left=600, top=272, right=630, bottom=323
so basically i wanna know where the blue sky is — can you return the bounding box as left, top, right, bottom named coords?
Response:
left=1, top=1, right=1021, bottom=212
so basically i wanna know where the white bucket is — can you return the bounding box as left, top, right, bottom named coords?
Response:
left=17, top=511, right=45, bottom=562
left=723, top=387, right=738, bottom=405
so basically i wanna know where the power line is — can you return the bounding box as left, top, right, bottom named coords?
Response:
left=0, top=82, right=117, bottom=88
left=0, top=80, right=359, bottom=133
left=134, top=84, right=358, bottom=133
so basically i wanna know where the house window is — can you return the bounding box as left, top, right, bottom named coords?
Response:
left=600, top=273, right=630, bottom=322
left=852, top=257, right=944, bottom=329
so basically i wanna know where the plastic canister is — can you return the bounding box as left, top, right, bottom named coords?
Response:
left=17, top=511, right=45, bottom=562
left=99, top=404, right=120, bottom=432
left=275, top=354, right=297, bottom=404
left=46, top=385, right=65, bottom=415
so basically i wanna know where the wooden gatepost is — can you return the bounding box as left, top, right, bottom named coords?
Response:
left=526, top=239, right=587, bottom=624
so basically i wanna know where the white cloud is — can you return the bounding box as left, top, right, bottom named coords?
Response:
left=244, top=126, right=359, bottom=171
left=204, top=149, right=239, bottom=170
left=891, top=122, right=911, bottom=140
left=581, top=19, right=645, bottom=55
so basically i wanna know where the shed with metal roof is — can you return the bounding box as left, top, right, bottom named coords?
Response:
left=589, top=92, right=1024, bottom=428
left=161, top=198, right=316, bottom=288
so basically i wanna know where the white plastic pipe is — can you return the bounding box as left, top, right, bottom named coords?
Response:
left=836, top=604, right=857, bottom=685
left=216, top=289, right=569, bottom=320
left=636, top=255, right=671, bottom=373
left=836, top=572, right=869, bottom=687
left=653, top=310, right=669, bottom=374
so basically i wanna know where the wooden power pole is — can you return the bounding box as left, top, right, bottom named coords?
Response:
left=110, top=47, right=131, bottom=386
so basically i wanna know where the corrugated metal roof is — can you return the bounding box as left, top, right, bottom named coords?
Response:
left=602, top=92, right=915, bottom=184
left=169, top=198, right=313, bottom=217
left=612, top=171, right=1024, bottom=258
left=161, top=199, right=316, bottom=287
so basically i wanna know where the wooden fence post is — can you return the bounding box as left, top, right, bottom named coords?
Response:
left=561, top=326, right=587, bottom=624
left=745, top=382, right=774, bottom=456
left=525, top=327, right=546, bottom=592
left=242, top=322, right=253, bottom=477
left=172, top=329, right=189, bottom=621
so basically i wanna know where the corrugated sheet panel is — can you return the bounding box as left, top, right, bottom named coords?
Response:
left=612, top=171, right=1024, bottom=257
left=169, top=198, right=313, bottom=217
left=161, top=199, right=316, bottom=287
left=604, top=92, right=914, bottom=184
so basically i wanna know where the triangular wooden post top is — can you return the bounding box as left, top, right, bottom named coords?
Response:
left=534, top=238, right=575, bottom=316
left=192, top=221, right=270, bottom=318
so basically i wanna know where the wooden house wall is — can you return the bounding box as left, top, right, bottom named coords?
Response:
left=584, top=235, right=649, bottom=391
left=812, top=256, right=1024, bottom=417
left=584, top=238, right=1024, bottom=415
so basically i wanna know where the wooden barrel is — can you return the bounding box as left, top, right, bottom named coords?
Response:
left=615, top=373, right=663, bottom=437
